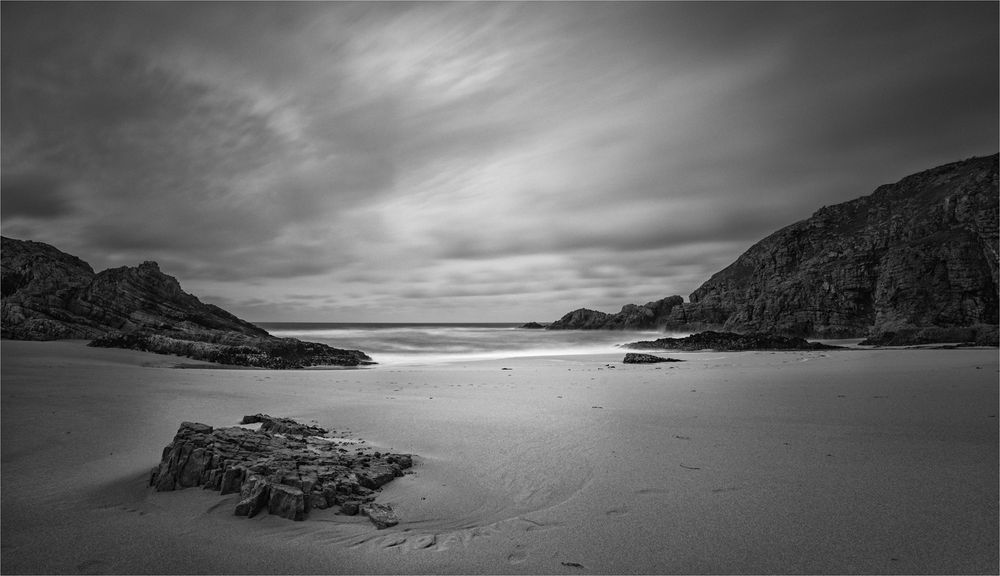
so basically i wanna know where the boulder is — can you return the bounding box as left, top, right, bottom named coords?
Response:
left=362, top=503, right=399, bottom=529
left=150, top=416, right=414, bottom=523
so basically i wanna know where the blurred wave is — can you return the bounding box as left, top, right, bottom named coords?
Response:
left=257, top=323, right=677, bottom=365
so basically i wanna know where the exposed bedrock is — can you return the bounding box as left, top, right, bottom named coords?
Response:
left=150, top=415, right=412, bottom=527
left=1, top=236, right=372, bottom=367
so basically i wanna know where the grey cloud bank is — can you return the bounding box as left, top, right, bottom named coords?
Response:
left=2, top=2, right=997, bottom=322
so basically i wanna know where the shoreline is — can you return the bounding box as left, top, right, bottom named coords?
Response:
left=2, top=339, right=997, bottom=574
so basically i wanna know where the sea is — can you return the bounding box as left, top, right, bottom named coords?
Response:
left=258, top=323, right=680, bottom=366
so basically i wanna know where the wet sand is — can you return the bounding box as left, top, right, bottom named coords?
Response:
left=2, top=340, right=997, bottom=574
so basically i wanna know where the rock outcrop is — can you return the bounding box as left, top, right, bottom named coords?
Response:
left=549, top=154, right=999, bottom=339
left=685, top=154, right=998, bottom=338
left=151, top=415, right=412, bottom=527
left=1, top=236, right=372, bottom=367
left=623, top=331, right=841, bottom=351
left=622, top=353, right=684, bottom=364
left=547, top=296, right=685, bottom=330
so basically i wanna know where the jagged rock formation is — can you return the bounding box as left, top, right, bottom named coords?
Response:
left=1, top=236, right=372, bottom=367
left=151, top=415, right=412, bottom=526
left=624, top=331, right=841, bottom=351
left=87, top=331, right=371, bottom=369
left=519, top=322, right=546, bottom=329
left=622, top=353, right=683, bottom=364
left=547, top=296, right=685, bottom=330
left=550, top=154, right=999, bottom=339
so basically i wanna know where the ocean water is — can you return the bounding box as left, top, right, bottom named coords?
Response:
left=258, top=323, right=679, bottom=366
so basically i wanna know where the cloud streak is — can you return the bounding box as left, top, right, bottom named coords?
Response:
left=2, top=2, right=997, bottom=321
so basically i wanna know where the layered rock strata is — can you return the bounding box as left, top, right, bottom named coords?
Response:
left=624, top=331, right=841, bottom=352
left=151, top=415, right=412, bottom=527
left=1, top=236, right=372, bottom=367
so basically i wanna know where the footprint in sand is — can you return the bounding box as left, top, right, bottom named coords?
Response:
left=410, top=534, right=437, bottom=550
left=379, top=535, right=407, bottom=549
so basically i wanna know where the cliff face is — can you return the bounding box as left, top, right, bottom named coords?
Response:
left=688, top=154, right=998, bottom=337
left=548, top=154, right=999, bottom=338
left=1, top=236, right=371, bottom=366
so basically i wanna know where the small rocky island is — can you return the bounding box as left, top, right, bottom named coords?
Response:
left=151, top=414, right=412, bottom=527
left=1, top=236, right=372, bottom=367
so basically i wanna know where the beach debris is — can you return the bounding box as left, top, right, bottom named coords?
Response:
left=679, top=464, right=701, bottom=470
left=622, top=353, right=684, bottom=364
left=561, top=561, right=585, bottom=568
left=150, top=414, right=413, bottom=526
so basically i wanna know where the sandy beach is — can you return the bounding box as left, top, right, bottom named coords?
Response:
left=1, top=340, right=997, bottom=574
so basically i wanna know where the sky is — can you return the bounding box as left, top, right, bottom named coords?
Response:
left=2, top=2, right=998, bottom=323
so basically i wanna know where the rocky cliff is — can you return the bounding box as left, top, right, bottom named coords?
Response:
left=548, top=154, right=999, bottom=339
left=1, top=236, right=372, bottom=366
left=688, top=154, right=998, bottom=338
left=547, top=296, right=685, bottom=330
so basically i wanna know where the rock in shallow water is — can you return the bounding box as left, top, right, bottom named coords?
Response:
left=150, top=414, right=412, bottom=526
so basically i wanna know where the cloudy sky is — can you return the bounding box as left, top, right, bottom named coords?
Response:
left=2, top=2, right=997, bottom=322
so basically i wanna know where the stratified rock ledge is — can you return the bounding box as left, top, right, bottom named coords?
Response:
left=624, top=331, right=842, bottom=351
left=150, top=414, right=412, bottom=527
